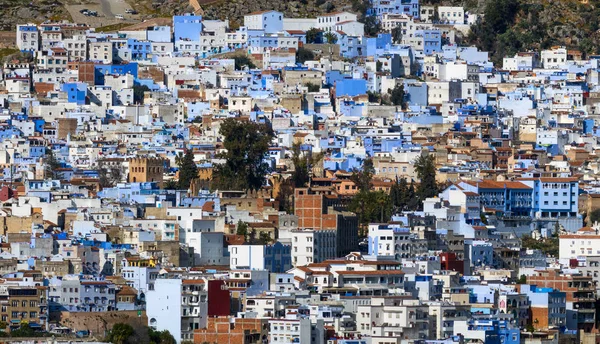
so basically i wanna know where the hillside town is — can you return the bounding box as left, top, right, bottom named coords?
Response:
left=0, top=0, right=599, bottom=343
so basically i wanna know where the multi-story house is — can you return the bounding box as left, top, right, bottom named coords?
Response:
left=48, top=277, right=116, bottom=312
left=268, top=318, right=325, bottom=344
left=290, top=228, right=336, bottom=266
left=519, top=284, right=567, bottom=330
left=460, top=180, right=533, bottom=217
left=371, top=0, right=419, bottom=18
left=2, top=286, right=49, bottom=331
left=356, top=297, right=431, bottom=342
left=17, top=24, right=39, bottom=52
left=229, top=242, right=292, bottom=273
left=527, top=269, right=595, bottom=332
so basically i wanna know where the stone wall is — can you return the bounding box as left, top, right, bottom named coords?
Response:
left=51, top=310, right=147, bottom=338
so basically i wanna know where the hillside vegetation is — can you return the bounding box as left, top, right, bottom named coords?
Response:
left=464, top=0, right=600, bottom=64
left=150, top=0, right=600, bottom=64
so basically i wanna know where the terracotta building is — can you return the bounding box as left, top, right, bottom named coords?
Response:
left=128, top=157, right=165, bottom=187
left=527, top=269, right=596, bottom=332
left=193, top=317, right=268, bottom=344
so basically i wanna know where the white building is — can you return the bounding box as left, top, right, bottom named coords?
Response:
left=315, top=12, right=358, bottom=32
left=268, top=318, right=325, bottom=344
left=438, top=6, right=465, bottom=24
left=16, top=24, right=40, bottom=52
left=541, top=47, right=567, bottom=69
left=62, top=35, right=88, bottom=61
left=244, top=10, right=284, bottom=34
left=147, top=278, right=208, bottom=343
left=291, top=228, right=336, bottom=266
left=559, top=226, right=600, bottom=260
left=503, top=53, right=538, bottom=71
left=89, top=41, right=113, bottom=64
left=120, top=265, right=159, bottom=294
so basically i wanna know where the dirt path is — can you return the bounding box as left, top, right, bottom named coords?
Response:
left=66, top=0, right=139, bottom=27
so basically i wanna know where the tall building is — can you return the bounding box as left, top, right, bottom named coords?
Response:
left=2, top=286, right=49, bottom=332
left=128, top=157, right=165, bottom=187
left=147, top=278, right=208, bottom=343
left=294, top=188, right=359, bottom=257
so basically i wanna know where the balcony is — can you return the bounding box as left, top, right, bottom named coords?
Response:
left=578, top=308, right=595, bottom=313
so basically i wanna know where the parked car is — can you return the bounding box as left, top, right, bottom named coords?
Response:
left=87, top=10, right=97, bottom=16
left=79, top=9, right=89, bottom=14
left=125, top=9, right=138, bottom=14
left=76, top=330, right=89, bottom=338
left=115, top=14, right=124, bottom=20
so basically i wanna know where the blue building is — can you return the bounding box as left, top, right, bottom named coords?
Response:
left=94, top=62, right=138, bottom=85
left=416, top=29, right=442, bottom=55
left=520, top=177, right=579, bottom=219
left=370, top=0, right=419, bottom=18
left=335, top=79, right=367, bottom=98
left=466, top=240, right=493, bottom=267
left=61, top=82, right=87, bottom=105
left=127, top=39, right=152, bottom=61
left=147, top=26, right=172, bottom=43
left=173, top=14, right=203, bottom=41
left=520, top=284, right=567, bottom=330
left=461, top=180, right=533, bottom=217
left=229, top=241, right=292, bottom=273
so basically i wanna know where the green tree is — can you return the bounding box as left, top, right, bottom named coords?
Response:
left=107, top=323, right=134, bottom=344
left=389, top=83, right=407, bottom=109
left=517, top=275, right=527, bottom=284
left=349, top=190, right=391, bottom=227
left=296, top=47, right=315, bottom=64
left=212, top=119, right=274, bottom=191
left=588, top=209, right=600, bottom=225
left=175, top=149, right=198, bottom=190
left=406, top=180, right=419, bottom=210
left=148, top=328, right=176, bottom=344
left=521, top=235, right=559, bottom=257
left=391, top=26, right=403, bottom=43
left=351, top=0, right=369, bottom=16
left=305, top=28, right=321, bottom=44
left=431, top=6, right=440, bottom=23
left=467, top=0, right=519, bottom=64
left=258, top=231, right=273, bottom=244
left=44, top=148, right=62, bottom=180
left=290, top=142, right=323, bottom=188
left=363, top=16, right=381, bottom=36
left=390, top=177, right=409, bottom=211
left=163, top=179, right=177, bottom=190
left=367, top=91, right=381, bottom=103
left=236, top=220, right=248, bottom=239
left=133, top=84, right=150, bottom=105
left=350, top=158, right=375, bottom=192
left=10, top=323, right=36, bottom=337
left=233, top=55, right=256, bottom=70
left=306, top=82, right=321, bottom=92
left=324, top=32, right=338, bottom=44
left=98, top=161, right=122, bottom=188
left=414, top=154, right=438, bottom=205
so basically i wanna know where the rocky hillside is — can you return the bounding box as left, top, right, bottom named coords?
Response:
left=463, top=0, right=600, bottom=64
left=139, top=0, right=600, bottom=62
left=0, top=0, right=71, bottom=31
